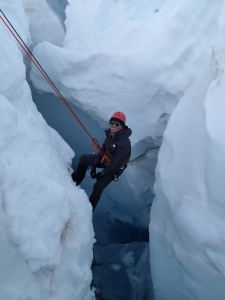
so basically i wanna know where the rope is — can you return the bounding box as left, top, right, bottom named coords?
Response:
left=0, top=9, right=108, bottom=159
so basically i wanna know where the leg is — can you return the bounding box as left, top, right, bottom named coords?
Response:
left=72, top=154, right=99, bottom=185
left=89, top=175, right=113, bottom=210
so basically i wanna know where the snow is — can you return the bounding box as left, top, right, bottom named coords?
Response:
left=29, top=0, right=223, bottom=169
left=149, top=8, right=225, bottom=300
left=150, top=57, right=225, bottom=300
left=0, top=1, right=94, bottom=299
left=2, top=0, right=225, bottom=299
left=22, top=0, right=65, bottom=47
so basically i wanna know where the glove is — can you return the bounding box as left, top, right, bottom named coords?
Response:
left=90, top=167, right=96, bottom=179
left=95, top=171, right=103, bottom=180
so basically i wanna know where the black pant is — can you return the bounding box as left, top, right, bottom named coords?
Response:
left=72, top=154, right=114, bottom=210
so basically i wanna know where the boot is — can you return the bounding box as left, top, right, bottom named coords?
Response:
left=71, top=171, right=84, bottom=186
left=89, top=192, right=100, bottom=210
left=71, top=162, right=86, bottom=185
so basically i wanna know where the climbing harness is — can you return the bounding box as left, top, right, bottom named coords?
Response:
left=103, top=132, right=131, bottom=167
left=0, top=9, right=110, bottom=162
left=101, top=155, right=111, bottom=166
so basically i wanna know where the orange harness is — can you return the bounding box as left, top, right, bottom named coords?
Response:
left=101, top=137, right=131, bottom=167
left=101, top=155, right=112, bottom=166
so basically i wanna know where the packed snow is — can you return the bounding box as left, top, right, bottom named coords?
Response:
left=0, top=1, right=94, bottom=299
left=1, top=0, right=225, bottom=299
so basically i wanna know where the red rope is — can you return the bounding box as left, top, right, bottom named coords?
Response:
left=0, top=12, right=107, bottom=159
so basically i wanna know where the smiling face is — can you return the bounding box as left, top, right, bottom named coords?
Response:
left=109, top=120, right=123, bottom=133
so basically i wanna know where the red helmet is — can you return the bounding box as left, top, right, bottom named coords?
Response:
left=111, top=111, right=126, bottom=123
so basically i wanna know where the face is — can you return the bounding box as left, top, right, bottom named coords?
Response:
left=109, top=120, right=123, bottom=133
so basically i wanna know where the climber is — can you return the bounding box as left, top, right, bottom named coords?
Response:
left=71, top=111, right=132, bottom=210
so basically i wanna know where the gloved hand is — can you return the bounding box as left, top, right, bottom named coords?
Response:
left=90, top=167, right=96, bottom=179
left=95, top=171, right=103, bottom=180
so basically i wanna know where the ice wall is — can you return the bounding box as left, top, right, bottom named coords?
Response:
left=0, top=1, right=94, bottom=299
left=150, top=2, right=225, bottom=300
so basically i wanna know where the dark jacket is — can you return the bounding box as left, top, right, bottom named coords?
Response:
left=100, top=126, right=132, bottom=176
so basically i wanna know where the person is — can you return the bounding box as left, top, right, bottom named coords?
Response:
left=71, top=111, right=132, bottom=210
